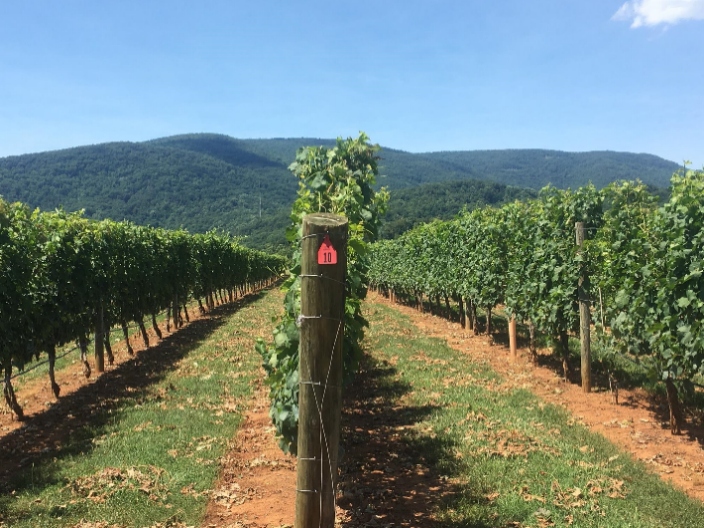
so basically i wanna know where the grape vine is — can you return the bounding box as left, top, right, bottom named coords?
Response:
left=256, top=133, right=388, bottom=454
left=0, top=199, right=286, bottom=417
left=369, top=169, right=704, bottom=431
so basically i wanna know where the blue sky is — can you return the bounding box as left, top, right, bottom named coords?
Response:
left=0, top=1, right=702, bottom=166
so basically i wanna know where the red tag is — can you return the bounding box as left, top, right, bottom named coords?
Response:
left=317, top=234, right=338, bottom=265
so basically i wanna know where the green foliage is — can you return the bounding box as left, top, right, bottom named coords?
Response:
left=379, top=179, right=537, bottom=238
left=256, top=133, right=388, bottom=454
left=370, top=184, right=602, bottom=346
left=591, top=169, right=704, bottom=385
left=0, top=201, right=43, bottom=371
left=371, top=168, right=704, bottom=393
left=509, top=185, right=603, bottom=342
left=455, top=206, right=509, bottom=310
left=0, top=134, right=677, bottom=253
left=0, top=197, right=285, bottom=406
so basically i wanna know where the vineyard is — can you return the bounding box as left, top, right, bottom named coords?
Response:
left=0, top=198, right=286, bottom=418
left=4, top=135, right=704, bottom=527
left=368, top=168, right=704, bottom=433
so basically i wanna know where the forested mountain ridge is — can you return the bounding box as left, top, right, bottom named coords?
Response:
left=417, top=149, right=681, bottom=189
left=0, top=133, right=680, bottom=252
left=380, top=179, right=537, bottom=239
left=0, top=138, right=298, bottom=251
left=149, top=134, right=680, bottom=190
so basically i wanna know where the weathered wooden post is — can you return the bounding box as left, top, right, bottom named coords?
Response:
left=95, top=303, right=105, bottom=373
left=576, top=221, right=591, bottom=393
left=509, top=315, right=517, bottom=359
left=296, top=213, right=347, bottom=528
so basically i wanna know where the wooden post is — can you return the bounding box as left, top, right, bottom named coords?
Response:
left=576, top=221, right=591, bottom=393
left=95, top=304, right=105, bottom=373
left=296, top=213, right=347, bottom=528
left=173, top=293, right=180, bottom=328
left=509, top=315, right=517, bottom=359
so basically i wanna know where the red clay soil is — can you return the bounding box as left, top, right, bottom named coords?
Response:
left=200, top=384, right=296, bottom=528
left=200, top=352, right=459, bottom=528
left=200, top=337, right=458, bottom=528
left=11, top=286, right=702, bottom=526
left=368, top=291, right=704, bottom=503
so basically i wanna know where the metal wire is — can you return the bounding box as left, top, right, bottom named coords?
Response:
left=301, top=232, right=348, bottom=241
left=296, top=314, right=344, bottom=327
left=300, top=274, right=347, bottom=287
left=0, top=296, right=201, bottom=386
left=0, top=279, right=276, bottom=391
left=1, top=344, right=80, bottom=384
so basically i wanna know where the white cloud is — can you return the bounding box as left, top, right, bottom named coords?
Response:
left=612, top=0, right=704, bottom=27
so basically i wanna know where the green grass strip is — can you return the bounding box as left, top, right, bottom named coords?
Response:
left=0, top=288, right=281, bottom=528
left=364, top=300, right=704, bottom=528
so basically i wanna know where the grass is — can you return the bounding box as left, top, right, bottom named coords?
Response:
left=360, top=299, right=704, bottom=527
left=0, top=287, right=282, bottom=528
left=408, top=295, right=704, bottom=417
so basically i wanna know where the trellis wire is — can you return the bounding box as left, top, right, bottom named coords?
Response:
left=0, top=291, right=236, bottom=387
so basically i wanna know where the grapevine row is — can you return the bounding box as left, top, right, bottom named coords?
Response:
left=368, top=169, right=704, bottom=432
left=0, top=198, right=286, bottom=417
left=256, top=133, right=388, bottom=454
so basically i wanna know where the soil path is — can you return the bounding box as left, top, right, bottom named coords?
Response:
left=200, top=383, right=296, bottom=528
left=201, top=302, right=459, bottom=528
left=369, top=292, right=704, bottom=502
left=199, top=354, right=455, bottom=528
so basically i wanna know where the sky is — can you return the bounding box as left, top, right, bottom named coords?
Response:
left=0, top=0, right=702, bottom=166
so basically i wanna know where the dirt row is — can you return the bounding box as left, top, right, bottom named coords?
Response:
left=370, top=292, right=704, bottom=502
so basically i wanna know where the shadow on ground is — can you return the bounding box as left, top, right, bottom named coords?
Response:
left=387, top=291, right=704, bottom=447
left=0, top=290, right=266, bottom=500
left=337, top=353, right=494, bottom=528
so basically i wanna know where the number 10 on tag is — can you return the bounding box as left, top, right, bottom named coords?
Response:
left=317, top=234, right=338, bottom=265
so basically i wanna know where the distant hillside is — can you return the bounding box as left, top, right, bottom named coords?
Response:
left=0, top=137, right=298, bottom=252
left=223, top=138, right=679, bottom=189
left=381, top=180, right=537, bottom=239
left=0, top=133, right=680, bottom=252
left=416, top=149, right=680, bottom=190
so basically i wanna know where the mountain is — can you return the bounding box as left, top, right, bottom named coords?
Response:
left=414, top=149, right=681, bottom=190
left=0, top=133, right=680, bottom=252
left=0, top=136, right=297, bottom=252
left=380, top=180, right=537, bottom=239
